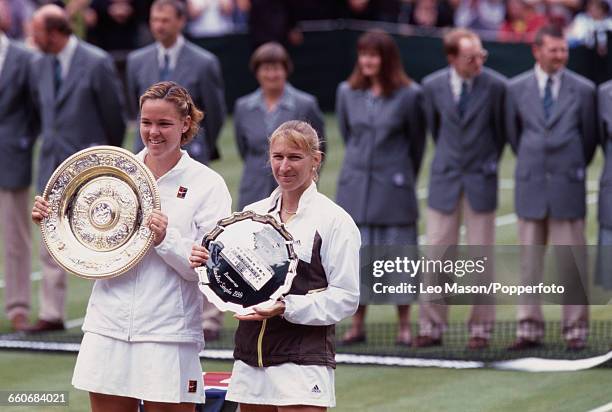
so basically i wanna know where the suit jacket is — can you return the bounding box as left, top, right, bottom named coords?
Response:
left=0, top=40, right=39, bottom=190
left=34, top=41, right=126, bottom=193
left=335, top=81, right=426, bottom=225
left=127, top=41, right=226, bottom=163
left=506, top=68, right=598, bottom=220
left=597, top=80, right=612, bottom=228
left=423, top=67, right=507, bottom=213
left=234, top=84, right=325, bottom=210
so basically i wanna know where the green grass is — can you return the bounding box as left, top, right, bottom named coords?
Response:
left=0, top=114, right=611, bottom=411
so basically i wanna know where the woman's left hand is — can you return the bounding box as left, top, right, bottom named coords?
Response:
left=148, top=209, right=168, bottom=246
left=234, top=301, right=286, bottom=321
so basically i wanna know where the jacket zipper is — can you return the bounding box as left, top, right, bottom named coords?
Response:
left=257, top=319, right=267, bottom=367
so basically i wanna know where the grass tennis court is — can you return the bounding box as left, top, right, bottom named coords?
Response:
left=0, top=114, right=611, bottom=411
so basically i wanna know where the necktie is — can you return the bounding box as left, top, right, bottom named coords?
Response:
left=458, top=80, right=469, bottom=118
left=53, top=56, right=62, bottom=93
left=543, top=76, right=554, bottom=120
left=159, top=53, right=170, bottom=81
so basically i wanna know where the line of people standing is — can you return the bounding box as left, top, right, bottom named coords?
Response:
left=0, top=1, right=606, bottom=358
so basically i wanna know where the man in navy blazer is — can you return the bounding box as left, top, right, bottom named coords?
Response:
left=127, top=0, right=226, bottom=164
left=416, top=28, right=506, bottom=350
left=28, top=4, right=126, bottom=332
left=0, top=28, right=39, bottom=331
left=506, top=26, right=596, bottom=351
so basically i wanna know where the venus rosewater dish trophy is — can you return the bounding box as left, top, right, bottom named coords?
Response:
left=39, top=146, right=160, bottom=279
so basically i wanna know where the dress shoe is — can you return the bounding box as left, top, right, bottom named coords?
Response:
left=25, top=319, right=65, bottom=334
left=467, top=337, right=489, bottom=350
left=203, top=329, right=220, bottom=342
left=339, top=331, right=366, bottom=346
left=395, top=330, right=412, bottom=347
left=566, top=338, right=586, bottom=351
left=10, top=314, right=30, bottom=332
left=507, top=338, right=542, bottom=351
left=413, top=335, right=442, bottom=348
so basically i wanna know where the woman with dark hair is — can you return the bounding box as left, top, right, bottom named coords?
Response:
left=234, top=41, right=325, bottom=210
left=32, top=82, right=232, bottom=412
left=336, top=30, right=426, bottom=347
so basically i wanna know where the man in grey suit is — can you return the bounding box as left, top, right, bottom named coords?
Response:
left=0, top=27, right=39, bottom=331
left=416, top=28, right=506, bottom=350
left=127, top=0, right=226, bottom=164
left=595, top=79, right=612, bottom=290
left=28, top=4, right=126, bottom=332
left=506, top=26, right=596, bottom=351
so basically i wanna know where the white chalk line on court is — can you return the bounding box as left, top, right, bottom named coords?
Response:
left=0, top=339, right=610, bottom=371
left=589, top=401, right=612, bottom=412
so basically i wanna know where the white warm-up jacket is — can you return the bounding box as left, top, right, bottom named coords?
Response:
left=81, top=150, right=232, bottom=348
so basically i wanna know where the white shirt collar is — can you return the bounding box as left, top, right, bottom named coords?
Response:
left=267, top=181, right=318, bottom=216
left=137, top=148, right=190, bottom=180
left=449, top=67, right=474, bottom=102
left=0, top=32, right=8, bottom=75
left=157, top=34, right=185, bottom=71
left=55, top=35, right=78, bottom=79
left=534, top=63, right=563, bottom=99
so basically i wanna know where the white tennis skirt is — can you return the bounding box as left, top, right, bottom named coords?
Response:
left=72, top=332, right=205, bottom=404
left=225, top=360, right=335, bottom=407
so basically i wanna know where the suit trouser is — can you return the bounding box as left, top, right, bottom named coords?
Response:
left=39, top=238, right=67, bottom=322
left=0, top=188, right=32, bottom=320
left=517, top=218, right=588, bottom=341
left=418, top=195, right=496, bottom=339
left=202, top=299, right=223, bottom=332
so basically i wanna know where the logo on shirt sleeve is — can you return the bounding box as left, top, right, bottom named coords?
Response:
left=188, top=380, right=198, bottom=393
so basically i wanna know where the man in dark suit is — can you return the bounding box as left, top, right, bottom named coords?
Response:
left=595, top=79, right=612, bottom=290
left=127, top=0, right=226, bottom=164
left=416, top=28, right=506, bottom=350
left=506, top=26, right=597, bottom=351
left=28, top=4, right=126, bottom=332
left=0, top=28, right=39, bottom=331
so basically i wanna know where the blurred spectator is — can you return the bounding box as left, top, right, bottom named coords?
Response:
left=498, top=0, right=548, bottom=42
left=232, top=0, right=248, bottom=31
left=454, top=0, right=506, bottom=32
left=234, top=42, right=324, bottom=210
left=337, top=31, right=426, bottom=348
left=341, top=0, right=399, bottom=21
left=417, top=28, right=505, bottom=350
left=567, top=0, right=612, bottom=55
left=86, top=0, right=148, bottom=50
left=27, top=3, right=126, bottom=333
left=541, top=0, right=582, bottom=28
left=186, top=0, right=233, bottom=37
left=398, top=0, right=454, bottom=28
left=0, top=18, right=39, bottom=333
left=248, top=0, right=300, bottom=49
left=0, top=0, right=35, bottom=39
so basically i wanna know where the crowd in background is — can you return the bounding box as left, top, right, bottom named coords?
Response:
left=2, top=0, right=612, bottom=52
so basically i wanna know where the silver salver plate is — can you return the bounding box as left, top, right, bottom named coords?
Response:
left=40, top=146, right=160, bottom=279
left=196, top=211, right=299, bottom=315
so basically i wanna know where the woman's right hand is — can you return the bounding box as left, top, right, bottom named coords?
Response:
left=32, top=196, right=50, bottom=224
left=189, top=244, right=209, bottom=268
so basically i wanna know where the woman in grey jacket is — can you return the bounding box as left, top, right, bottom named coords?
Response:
left=336, top=31, right=426, bottom=347
left=234, top=42, right=325, bottom=210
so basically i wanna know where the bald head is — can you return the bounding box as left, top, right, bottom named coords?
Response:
left=31, top=4, right=72, bottom=54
